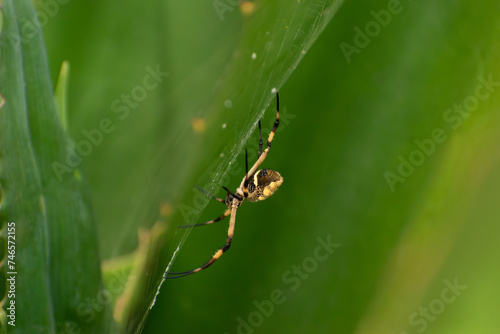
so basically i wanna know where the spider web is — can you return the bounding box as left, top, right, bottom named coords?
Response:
left=118, top=1, right=346, bottom=332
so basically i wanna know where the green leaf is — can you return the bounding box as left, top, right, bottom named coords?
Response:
left=0, top=0, right=105, bottom=332
left=0, top=1, right=54, bottom=332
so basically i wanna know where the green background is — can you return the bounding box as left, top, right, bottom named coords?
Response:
left=2, top=0, right=500, bottom=333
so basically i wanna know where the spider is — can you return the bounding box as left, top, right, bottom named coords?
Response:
left=166, top=93, right=283, bottom=278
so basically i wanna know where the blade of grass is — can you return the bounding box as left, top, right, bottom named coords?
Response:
left=0, top=1, right=55, bottom=331
left=1, top=0, right=108, bottom=332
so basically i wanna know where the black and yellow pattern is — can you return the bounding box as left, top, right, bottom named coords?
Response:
left=246, top=169, right=284, bottom=202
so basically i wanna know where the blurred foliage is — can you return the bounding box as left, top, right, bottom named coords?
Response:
left=2, top=0, right=500, bottom=333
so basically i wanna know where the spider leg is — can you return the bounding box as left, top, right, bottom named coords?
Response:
left=195, top=185, right=224, bottom=203
left=177, top=185, right=229, bottom=228
left=258, top=120, right=263, bottom=157
left=177, top=208, right=230, bottom=228
left=166, top=201, right=238, bottom=278
left=179, top=185, right=240, bottom=228
left=243, top=149, right=250, bottom=198
left=246, top=92, right=280, bottom=179
left=263, top=92, right=280, bottom=155
left=222, top=186, right=241, bottom=201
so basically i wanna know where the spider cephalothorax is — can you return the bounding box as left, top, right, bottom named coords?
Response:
left=167, top=93, right=282, bottom=278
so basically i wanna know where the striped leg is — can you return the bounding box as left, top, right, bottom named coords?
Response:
left=258, top=120, right=263, bottom=157
left=243, top=148, right=250, bottom=197
left=258, top=93, right=279, bottom=159
left=261, top=92, right=280, bottom=159
left=195, top=185, right=224, bottom=203
left=177, top=186, right=230, bottom=228
left=243, top=92, right=280, bottom=195
left=178, top=208, right=230, bottom=228
left=166, top=200, right=238, bottom=278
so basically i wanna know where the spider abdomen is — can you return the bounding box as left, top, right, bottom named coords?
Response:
left=247, top=169, right=283, bottom=202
